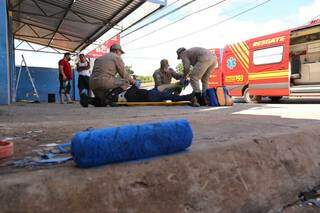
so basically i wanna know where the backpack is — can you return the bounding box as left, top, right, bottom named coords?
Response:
left=205, top=88, right=219, bottom=107
left=216, top=87, right=233, bottom=106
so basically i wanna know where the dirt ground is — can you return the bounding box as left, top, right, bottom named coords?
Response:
left=1, top=99, right=320, bottom=212
left=0, top=99, right=319, bottom=162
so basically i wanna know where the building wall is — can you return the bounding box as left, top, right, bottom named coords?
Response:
left=0, top=0, right=10, bottom=105
left=15, top=67, right=80, bottom=102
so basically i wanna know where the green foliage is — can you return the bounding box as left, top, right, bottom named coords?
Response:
left=124, top=65, right=153, bottom=83
left=137, top=76, right=154, bottom=83
left=176, top=63, right=193, bottom=74
left=176, top=63, right=184, bottom=74
left=125, top=65, right=134, bottom=75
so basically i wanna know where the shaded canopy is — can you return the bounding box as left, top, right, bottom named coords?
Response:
left=9, top=0, right=146, bottom=52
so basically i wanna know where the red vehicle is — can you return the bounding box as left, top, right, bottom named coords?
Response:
left=209, top=19, right=320, bottom=103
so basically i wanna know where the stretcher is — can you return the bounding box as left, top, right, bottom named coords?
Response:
left=115, top=101, right=191, bottom=106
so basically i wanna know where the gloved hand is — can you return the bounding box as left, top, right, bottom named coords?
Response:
left=179, top=78, right=189, bottom=87
left=135, top=79, right=141, bottom=88
left=130, top=79, right=136, bottom=86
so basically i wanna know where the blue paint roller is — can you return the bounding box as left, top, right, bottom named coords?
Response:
left=71, top=119, right=193, bottom=168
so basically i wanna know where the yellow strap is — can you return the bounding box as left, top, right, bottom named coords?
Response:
left=115, top=101, right=190, bottom=106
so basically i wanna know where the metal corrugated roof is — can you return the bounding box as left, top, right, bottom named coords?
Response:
left=9, top=0, right=145, bottom=52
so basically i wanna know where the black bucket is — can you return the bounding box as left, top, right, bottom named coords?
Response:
left=48, top=94, right=56, bottom=103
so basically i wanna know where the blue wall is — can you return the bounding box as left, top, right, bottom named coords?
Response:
left=0, top=0, right=10, bottom=105
left=15, top=66, right=80, bottom=102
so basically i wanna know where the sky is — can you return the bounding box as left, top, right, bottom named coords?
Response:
left=15, top=0, right=320, bottom=76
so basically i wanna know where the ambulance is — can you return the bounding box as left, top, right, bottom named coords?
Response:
left=209, top=19, right=320, bottom=103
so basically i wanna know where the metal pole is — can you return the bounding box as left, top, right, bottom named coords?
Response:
left=15, top=60, right=22, bottom=93
left=22, top=55, right=40, bottom=102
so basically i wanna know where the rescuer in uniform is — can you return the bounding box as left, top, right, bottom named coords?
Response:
left=176, top=47, right=217, bottom=105
left=153, top=59, right=183, bottom=95
left=89, top=44, right=136, bottom=104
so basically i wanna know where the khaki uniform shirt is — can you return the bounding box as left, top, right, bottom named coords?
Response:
left=180, top=47, right=214, bottom=76
left=153, top=68, right=182, bottom=87
left=90, top=52, right=134, bottom=90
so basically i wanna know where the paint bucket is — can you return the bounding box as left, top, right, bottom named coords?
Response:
left=0, top=141, right=13, bottom=159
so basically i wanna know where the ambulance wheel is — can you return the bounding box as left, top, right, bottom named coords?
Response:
left=243, top=88, right=261, bottom=103
left=269, top=96, right=282, bottom=102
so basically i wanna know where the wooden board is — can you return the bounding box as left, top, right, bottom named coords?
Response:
left=115, top=101, right=190, bottom=106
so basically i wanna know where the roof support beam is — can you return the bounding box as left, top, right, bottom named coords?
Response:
left=74, top=0, right=141, bottom=51
left=10, top=0, right=26, bottom=9
left=13, top=19, right=84, bottom=39
left=14, top=38, right=67, bottom=54
left=53, top=48, right=63, bottom=54
left=15, top=48, right=64, bottom=54
left=38, top=0, right=106, bottom=23
left=13, top=23, right=25, bottom=33
left=10, top=9, right=104, bottom=25
left=26, top=41, right=36, bottom=51
left=59, top=33, right=72, bottom=42
left=28, top=25, right=41, bottom=38
left=38, top=46, right=62, bottom=54
left=15, top=40, right=24, bottom=48
left=48, top=10, right=64, bottom=18
left=11, top=10, right=51, bottom=18
left=40, top=32, right=54, bottom=39
left=15, top=34, right=81, bottom=42
left=48, top=0, right=76, bottom=46
left=11, top=0, right=153, bottom=52
left=31, top=0, right=48, bottom=16
left=70, top=10, right=90, bottom=24
left=14, top=37, right=75, bottom=52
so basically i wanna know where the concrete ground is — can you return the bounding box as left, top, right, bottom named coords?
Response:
left=1, top=99, right=320, bottom=212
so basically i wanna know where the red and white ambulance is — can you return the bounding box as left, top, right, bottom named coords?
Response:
left=209, top=19, right=320, bottom=103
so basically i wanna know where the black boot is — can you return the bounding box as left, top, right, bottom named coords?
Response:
left=105, top=88, right=124, bottom=103
left=88, top=97, right=97, bottom=106
left=195, top=93, right=206, bottom=106
left=190, top=96, right=200, bottom=107
left=91, top=98, right=107, bottom=107
left=80, top=93, right=89, bottom=107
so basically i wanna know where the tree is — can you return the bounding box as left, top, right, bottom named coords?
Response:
left=125, top=65, right=134, bottom=75
left=176, top=63, right=184, bottom=74
left=176, top=63, right=193, bottom=74
left=138, top=76, right=154, bottom=83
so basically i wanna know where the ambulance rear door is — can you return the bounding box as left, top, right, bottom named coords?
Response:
left=248, top=30, right=291, bottom=96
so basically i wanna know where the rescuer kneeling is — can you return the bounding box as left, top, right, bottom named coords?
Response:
left=86, top=44, right=136, bottom=106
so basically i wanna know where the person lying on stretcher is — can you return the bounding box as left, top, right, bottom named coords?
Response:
left=79, top=80, right=197, bottom=107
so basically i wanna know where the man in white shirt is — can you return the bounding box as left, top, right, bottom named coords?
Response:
left=76, top=54, right=92, bottom=97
